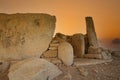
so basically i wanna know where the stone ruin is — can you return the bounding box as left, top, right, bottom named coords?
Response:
left=42, top=16, right=112, bottom=64
left=0, top=13, right=112, bottom=80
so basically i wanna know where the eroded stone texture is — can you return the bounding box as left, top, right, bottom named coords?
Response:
left=43, top=50, right=58, bottom=58
left=58, top=42, right=74, bottom=66
left=8, top=58, right=62, bottom=80
left=71, top=33, right=85, bottom=57
left=0, top=61, right=10, bottom=73
left=86, top=17, right=98, bottom=47
left=0, top=13, right=56, bottom=60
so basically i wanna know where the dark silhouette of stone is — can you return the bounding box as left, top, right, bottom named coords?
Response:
left=84, top=34, right=89, bottom=53
left=86, top=17, right=99, bottom=47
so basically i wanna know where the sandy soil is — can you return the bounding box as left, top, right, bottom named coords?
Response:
left=0, top=55, right=120, bottom=80
left=53, top=56, right=120, bottom=80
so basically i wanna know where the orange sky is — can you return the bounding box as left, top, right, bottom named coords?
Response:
left=0, top=0, right=120, bottom=39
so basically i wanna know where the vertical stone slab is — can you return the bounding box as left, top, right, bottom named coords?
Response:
left=71, top=33, right=85, bottom=57
left=85, top=17, right=98, bottom=47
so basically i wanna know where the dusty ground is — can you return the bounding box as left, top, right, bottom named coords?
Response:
left=0, top=55, right=120, bottom=80
left=53, top=55, right=120, bottom=80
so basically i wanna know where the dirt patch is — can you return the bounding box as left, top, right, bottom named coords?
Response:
left=53, top=56, right=120, bottom=80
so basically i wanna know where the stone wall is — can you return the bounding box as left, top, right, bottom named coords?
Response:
left=0, top=13, right=56, bottom=61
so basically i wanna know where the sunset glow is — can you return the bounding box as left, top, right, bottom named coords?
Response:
left=0, top=0, right=120, bottom=50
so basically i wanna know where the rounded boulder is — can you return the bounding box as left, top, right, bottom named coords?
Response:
left=58, top=42, right=73, bottom=66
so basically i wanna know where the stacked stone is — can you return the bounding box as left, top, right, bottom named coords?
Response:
left=42, top=34, right=74, bottom=66
left=43, top=39, right=59, bottom=58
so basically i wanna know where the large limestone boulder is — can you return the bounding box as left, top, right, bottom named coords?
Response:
left=58, top=42, right=73, bottom=66
left=0, top=13, right=56, bottom=60
left=8, top=57, right=62, bottom=80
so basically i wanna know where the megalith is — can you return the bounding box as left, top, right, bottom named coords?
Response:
left=0, top=13, right=56, bottom=60
left=85, top=17, right=99, bottom=47
left=71, top=33, right=85, bottom=57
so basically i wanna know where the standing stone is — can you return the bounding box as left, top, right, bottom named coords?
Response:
left=58, top=42, right=73, bottom=66
left=0, top=13, right=56, bottom=60
left=85, top=17, right=99, bottom=47
left=71, top=33, right=85, bottom=57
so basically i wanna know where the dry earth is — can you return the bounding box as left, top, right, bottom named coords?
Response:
left=0, top=55, right=120, bottom=80
left=53, top=55, right=120, bottom=80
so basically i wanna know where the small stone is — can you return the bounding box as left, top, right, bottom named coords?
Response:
left=51, top=40, right=59, bottom=44
left=50, top=58, right=62, bottom=65
left=49, top=46, right=58, bottom=50
left=50, top=43, right=59, bottom=47
left=84, top=53, right=102, bottom=59
left=78, top=67, right=88, bottom=76
left=0, top=61, right=10, bottom=73
left=101, top=51, right=112, bottom=59
left=63, top=72, right=72, bottom=80
left=43, top=50, right=57, bottom=58
left=88, top=46, right=102, bottom=54
left=93, top=69, right=98, bottom=73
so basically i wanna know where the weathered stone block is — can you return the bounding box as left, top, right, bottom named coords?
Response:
left=49, top=46, right=58, bottom=50
left=84, top=53, right=102, bottom=59
left=0, top=13, right=56, bottom=60
left=50, top=43, right=59, bottom=47
left=88, top=46, right=102, bottom=54
left=71, top=33, right=85, bottom=57
left=43, top=50, right=57, bottom=58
